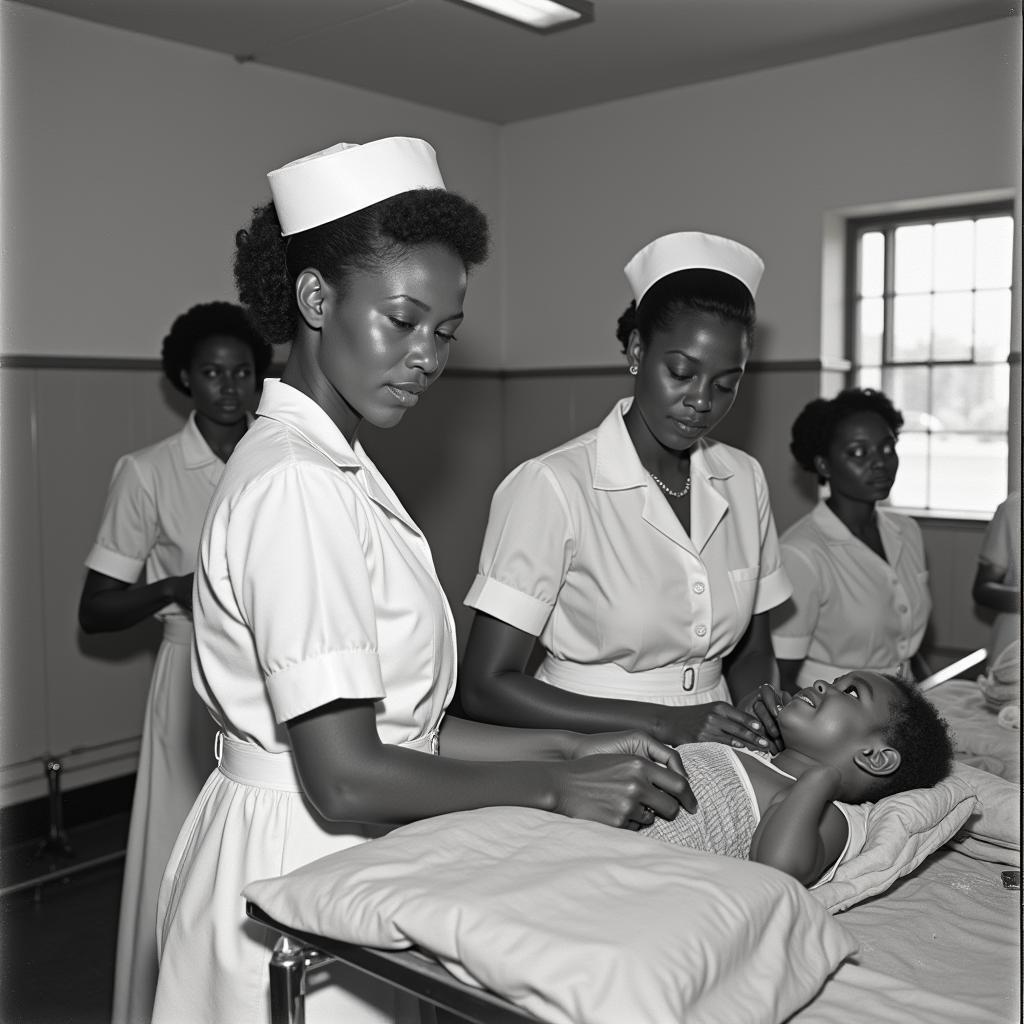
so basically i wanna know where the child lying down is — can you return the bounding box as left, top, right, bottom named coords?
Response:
left=638, top=671, right=953, bottom=886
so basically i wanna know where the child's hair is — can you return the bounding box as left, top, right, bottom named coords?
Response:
left=161, top=301, right=271, bottom=396
left=864, top=674, right=954, bottom=801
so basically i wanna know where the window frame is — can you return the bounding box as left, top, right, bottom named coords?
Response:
left=843, top=199, right=1016, bottom=521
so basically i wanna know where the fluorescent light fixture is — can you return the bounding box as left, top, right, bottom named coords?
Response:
left=446, top=0, right=594, bottom=33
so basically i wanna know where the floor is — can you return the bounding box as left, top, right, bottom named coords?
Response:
left=0, top=814, right=128, bottom=1024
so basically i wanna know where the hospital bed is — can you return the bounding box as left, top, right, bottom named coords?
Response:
left=246, top=671, right=1021, bottom=1024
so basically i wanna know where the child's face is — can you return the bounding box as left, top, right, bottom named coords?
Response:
left=777, top=671, right=901, bottom=762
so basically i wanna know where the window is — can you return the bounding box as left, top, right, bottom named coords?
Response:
left=846, top=202, right=1015, bottom=517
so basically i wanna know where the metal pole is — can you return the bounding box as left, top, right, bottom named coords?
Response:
left=35, top=757, right=74, bottom=859
left=269, top=935, right=329, bottom=1024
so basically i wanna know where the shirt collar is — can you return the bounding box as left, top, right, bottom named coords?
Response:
left=812, top=499, right=902, bottom=549
left=254, top=379, right=420, bottom=533
left=593, top=397, right=734, bottom=490
left=255, top=379, right=364, bottom=470
left=180, top=411, right=220, bottom=469
left=180, top=410, right=257, bottom=469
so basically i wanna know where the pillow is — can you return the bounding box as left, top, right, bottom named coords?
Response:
left=810, top=772, right=977, bottom=914
left=245, top=806, right=856, bottom=1024
left=945, top=761, right=1021, bottom=866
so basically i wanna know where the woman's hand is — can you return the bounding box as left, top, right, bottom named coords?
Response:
left=553, top=748, right=697, bottom=829
left=166, top=572, right=195, bottom=611
left=571, top=728, right=681, bottom=766
left=737, top=684, right=792, bottom=754
left=663, top=702, right=773, bottom=752
left=572, top=730, right=697, bottom=810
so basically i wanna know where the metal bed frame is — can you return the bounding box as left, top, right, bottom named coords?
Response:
left=246, top=902, right=544, bottom=1024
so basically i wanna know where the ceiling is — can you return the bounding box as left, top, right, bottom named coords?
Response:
left=11, top=0, right=1013, bottom=123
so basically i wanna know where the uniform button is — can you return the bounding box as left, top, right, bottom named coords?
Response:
left=693, top=582, right=706, bottom=594
left=695, top=625, right=708, bottom=637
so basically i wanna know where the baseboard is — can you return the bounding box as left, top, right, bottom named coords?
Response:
left=0, top=773, right=135, bottom=849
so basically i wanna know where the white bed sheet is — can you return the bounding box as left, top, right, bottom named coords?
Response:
left=788, top=847, right=1020, bottom=1024
left=927, top=676, right=1020, bottom=784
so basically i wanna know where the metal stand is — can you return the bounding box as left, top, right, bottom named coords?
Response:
left=269, top=935, right=330, bottom=1024
left=35, top=758, right=74, bottom=859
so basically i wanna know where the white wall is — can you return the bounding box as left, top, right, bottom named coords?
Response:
left=0, top=1, right=504, bottom=366
left=499, top=19, right=1021, bottom=370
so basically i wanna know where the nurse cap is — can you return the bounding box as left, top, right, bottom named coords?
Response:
left=267, top=137, right=446, bottom=237
left=624, top=231, right=765, bottom=306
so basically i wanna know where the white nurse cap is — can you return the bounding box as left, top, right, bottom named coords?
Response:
left=624, top=231, right=765, bottom=305
left=267, top=137, right=446, bottom=237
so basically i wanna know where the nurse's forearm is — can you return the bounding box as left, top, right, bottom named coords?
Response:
left=776, top=659, right=803, bottom=694
left=462, top=669, right=680, bottom=739
left=78, top=570, right=191, bottom=633
left=723, top=613, right=779, bottom=701
left=288, top=701, right=690, bottom=828
left=438, top=715, right=578, bottom=760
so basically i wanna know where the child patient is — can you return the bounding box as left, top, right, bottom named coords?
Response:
left=640, top=671, right=953, bottom=886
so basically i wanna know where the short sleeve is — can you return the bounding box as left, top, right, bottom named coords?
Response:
left=227, top=464, right=386, bottom=723
left=770, top=545, right=823, bottom=661
left=464, top=460, right=575, bottom=636
left=84, top=455, right=157, bottom=583
left=751, top=460, right=792, bottom=614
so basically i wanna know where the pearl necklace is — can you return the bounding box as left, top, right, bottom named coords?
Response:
left=649, top=472, right=691, bottom=499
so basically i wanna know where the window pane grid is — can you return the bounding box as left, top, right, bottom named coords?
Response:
left=846, top=203, right=1012, bottom=516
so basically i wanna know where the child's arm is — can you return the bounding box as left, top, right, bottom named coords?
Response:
left=749, top=766, right=849, bottom=885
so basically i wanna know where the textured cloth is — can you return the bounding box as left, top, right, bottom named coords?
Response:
left=85, top=414, right=224, bottom=1024
left=770, top=501, right=931, bottom=689
left=641, top=743, right=758, bottom=858
left=466, top=398, right=791, bottom=701
left=640, top=744, right=856, bottom=889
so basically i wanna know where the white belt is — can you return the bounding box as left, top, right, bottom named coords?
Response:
left=217, top=733, right=303, bottom=792
left=160, top=618, right=194, bottom=646
left=536, top=655, right=724, bottom=699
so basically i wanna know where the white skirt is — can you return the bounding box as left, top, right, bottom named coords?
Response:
left=111, top=619, right=218, bottom=1024
left=152, top=736, right=433, bottom=1024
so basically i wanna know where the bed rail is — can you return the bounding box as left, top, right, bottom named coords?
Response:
left=246, top=902, right=544, bottom=1024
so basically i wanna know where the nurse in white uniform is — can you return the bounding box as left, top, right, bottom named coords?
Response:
left=78, top=301, right=268, bottom=1024
left=152, top=137, right=692, bottom=1024
left=770, top=388, right=933, bottom=692
left=460, top=233, right=792, bottom=752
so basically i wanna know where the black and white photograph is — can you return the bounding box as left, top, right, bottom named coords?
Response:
left=0, top=2, right=1020, bottom=1022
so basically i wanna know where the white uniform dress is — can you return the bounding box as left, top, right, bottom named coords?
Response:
left=977, top=490, right=1021, bottom=663
left=152, top=380, right=455, bottom=1024
left=770, top=501, right=932, bottom=690
left=465, top=398, right=791, bottom=705
left=84, top=412, right=222, bottom=1024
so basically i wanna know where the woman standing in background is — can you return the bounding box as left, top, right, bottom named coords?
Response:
left=972, top=489, right=1021, bottom=669
left=460, top=232, right=791, bottom=751
left=771, top=387, right=932, bottom=693
left=78, top=301, right=269, bottom=1024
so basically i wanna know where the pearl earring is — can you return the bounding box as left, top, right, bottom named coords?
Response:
left=629, top=365, right=638, bottom=376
